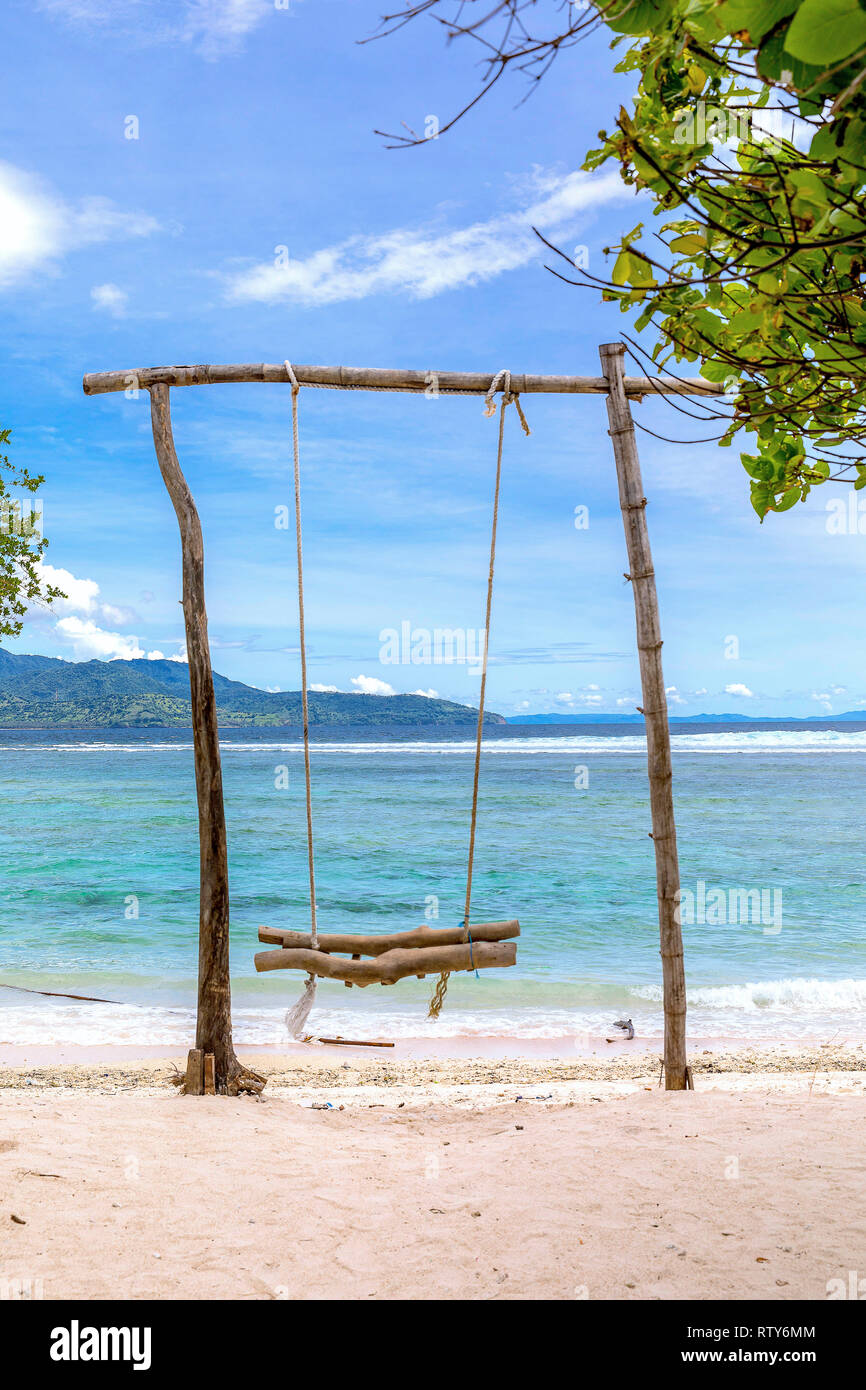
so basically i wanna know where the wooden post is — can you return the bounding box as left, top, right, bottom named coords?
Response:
left=203, top=1053, right=216, bottom=1095
left=149, top=384, right=264, bottom=1097
left=184, top=1048, right=204, bottom=1096
left=599, top=343, right=689, bottom=1091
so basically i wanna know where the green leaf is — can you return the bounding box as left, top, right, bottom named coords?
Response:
left=611, top=248, right=657, bottom=288
left=606, top=0, right=669, bottom=37
left=784, top=0, right=866, bottom=64
left=611, top=250, right=633, bottom=286
left=714, top=0, right=800, bottom=44
left=757, top=28, right=826, bottom=87
left=700, top=359, right=735, bottom=383
left=669, top=233, right=706, bottom=254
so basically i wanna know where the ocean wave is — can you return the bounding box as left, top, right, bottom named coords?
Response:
left=632, top=977, right=866, bottom=1012
left=0, top=1002, right=622, bottom=1046
left=3, top=989, right=865, bottom=1046
left=4, top=730, right=866, bottom=754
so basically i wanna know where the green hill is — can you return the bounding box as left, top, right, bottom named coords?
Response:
left=0, top=649, right=503, bottom=728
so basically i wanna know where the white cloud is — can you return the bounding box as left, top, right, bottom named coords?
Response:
left=410, top=689, right=439, bottom=698
left=351, top=674, right=395, bottom=696
left=35, top=564, right=101, bottom=617
left=725, top=683, right=754, bottom=698
left=225, top=168, right=626, bottom=306
left=33, top=564, right=138, bottom=626
left=694, top=688, right=708, bottom=697
left=55, top=616, right=146, bottom=661
left=37, top=0, right=125, bottom=19
left=91, top=283, right=128, bottom=316
left=183, top=0, right=274, bottom=59
left=309, top=683, right=339, bottom=693
left=555, top=691, right=574, bottom=704
left=52, top=619, right=186, bottom=662
left=29, top=562, right=187, bottom=663
left=99, top=602, right=137, bottom=625
left=666, top=685, right=685, bottom=706
left=38, top=1, right=276, bottom=59
left=0, top=162, right=158, bottom=289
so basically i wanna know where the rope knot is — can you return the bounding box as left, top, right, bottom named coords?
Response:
left=483, top=369, right=531, bottom=435
left=483, top=369, right=511, bottom=417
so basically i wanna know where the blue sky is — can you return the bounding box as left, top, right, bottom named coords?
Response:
left=1, top=0, right=864, bottom=718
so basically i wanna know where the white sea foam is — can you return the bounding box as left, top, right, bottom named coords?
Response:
left=0, top=1001, right=622, bottom=1047
left=3, top=730, right=866, bottom=754
left=632, top=977, right=866, bottom=1012
left=3, top=981, right=865, bottom=1046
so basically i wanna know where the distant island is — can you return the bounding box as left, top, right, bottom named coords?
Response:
left=2, top=650, right=863, bottom=729
left=507, top=711, right=866, bottom=725
left=0, top=649, right=506, bottom=728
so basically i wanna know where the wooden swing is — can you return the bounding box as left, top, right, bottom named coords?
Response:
left=83, top=348, right=721, bottom=1089
left=254, top=364, right=525, bottom=1018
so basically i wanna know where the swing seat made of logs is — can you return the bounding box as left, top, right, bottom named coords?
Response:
left=254, top=919, right=519, bottom=987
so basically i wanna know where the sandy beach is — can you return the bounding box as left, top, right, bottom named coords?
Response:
left=2, top=1045, right=864, bottom=1301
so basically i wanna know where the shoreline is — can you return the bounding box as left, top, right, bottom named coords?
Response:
left=2, top=1043, right=865, bottom=1097
left=2, top=1031, right=865, bottom=1067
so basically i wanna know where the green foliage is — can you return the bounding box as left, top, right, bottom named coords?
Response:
left=0, top=428, right=64, bottom=634
left=376, top=1, right=866, bottom=520
left=581, top=0, right=866, bottom=518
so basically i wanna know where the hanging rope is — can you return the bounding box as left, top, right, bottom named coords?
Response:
left=284, top=360, right=320, bottom=1040
left=428, top=370, right=530, bottom=1019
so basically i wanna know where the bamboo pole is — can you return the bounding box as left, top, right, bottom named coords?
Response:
left=149, top=384, right=263, bottom=1097
left=599, top=343, right=689, bottom=1092
left=83, top=363, right=724, bottom=398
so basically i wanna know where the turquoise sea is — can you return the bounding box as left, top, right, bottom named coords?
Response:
left=1, top=726, right=865, bottom=1047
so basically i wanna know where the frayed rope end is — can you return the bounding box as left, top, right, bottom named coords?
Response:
left=285, top=973, right=317, bottom=1040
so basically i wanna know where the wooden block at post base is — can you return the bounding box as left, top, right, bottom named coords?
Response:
left=203, top=1054, right=216, bottom=1095
left=185, top=1048, right=204, bottom=1096
left=254, top=939, right=516, bottom=985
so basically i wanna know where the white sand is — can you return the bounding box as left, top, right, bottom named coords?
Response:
left=1, top=1053, right=864, bottom=1300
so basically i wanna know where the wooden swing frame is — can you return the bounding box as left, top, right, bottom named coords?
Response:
left=82, top=346, right=722, bottom=1092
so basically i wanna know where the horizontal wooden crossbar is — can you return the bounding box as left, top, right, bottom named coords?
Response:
left=255, top=940, right=517, bottom=985
left=257, top=919, right=520, bottom=955
left=81, top=362, right=724, bottom=398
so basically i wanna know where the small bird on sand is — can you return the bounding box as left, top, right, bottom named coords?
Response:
left=606, top=1017, right=635, bottom=1042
